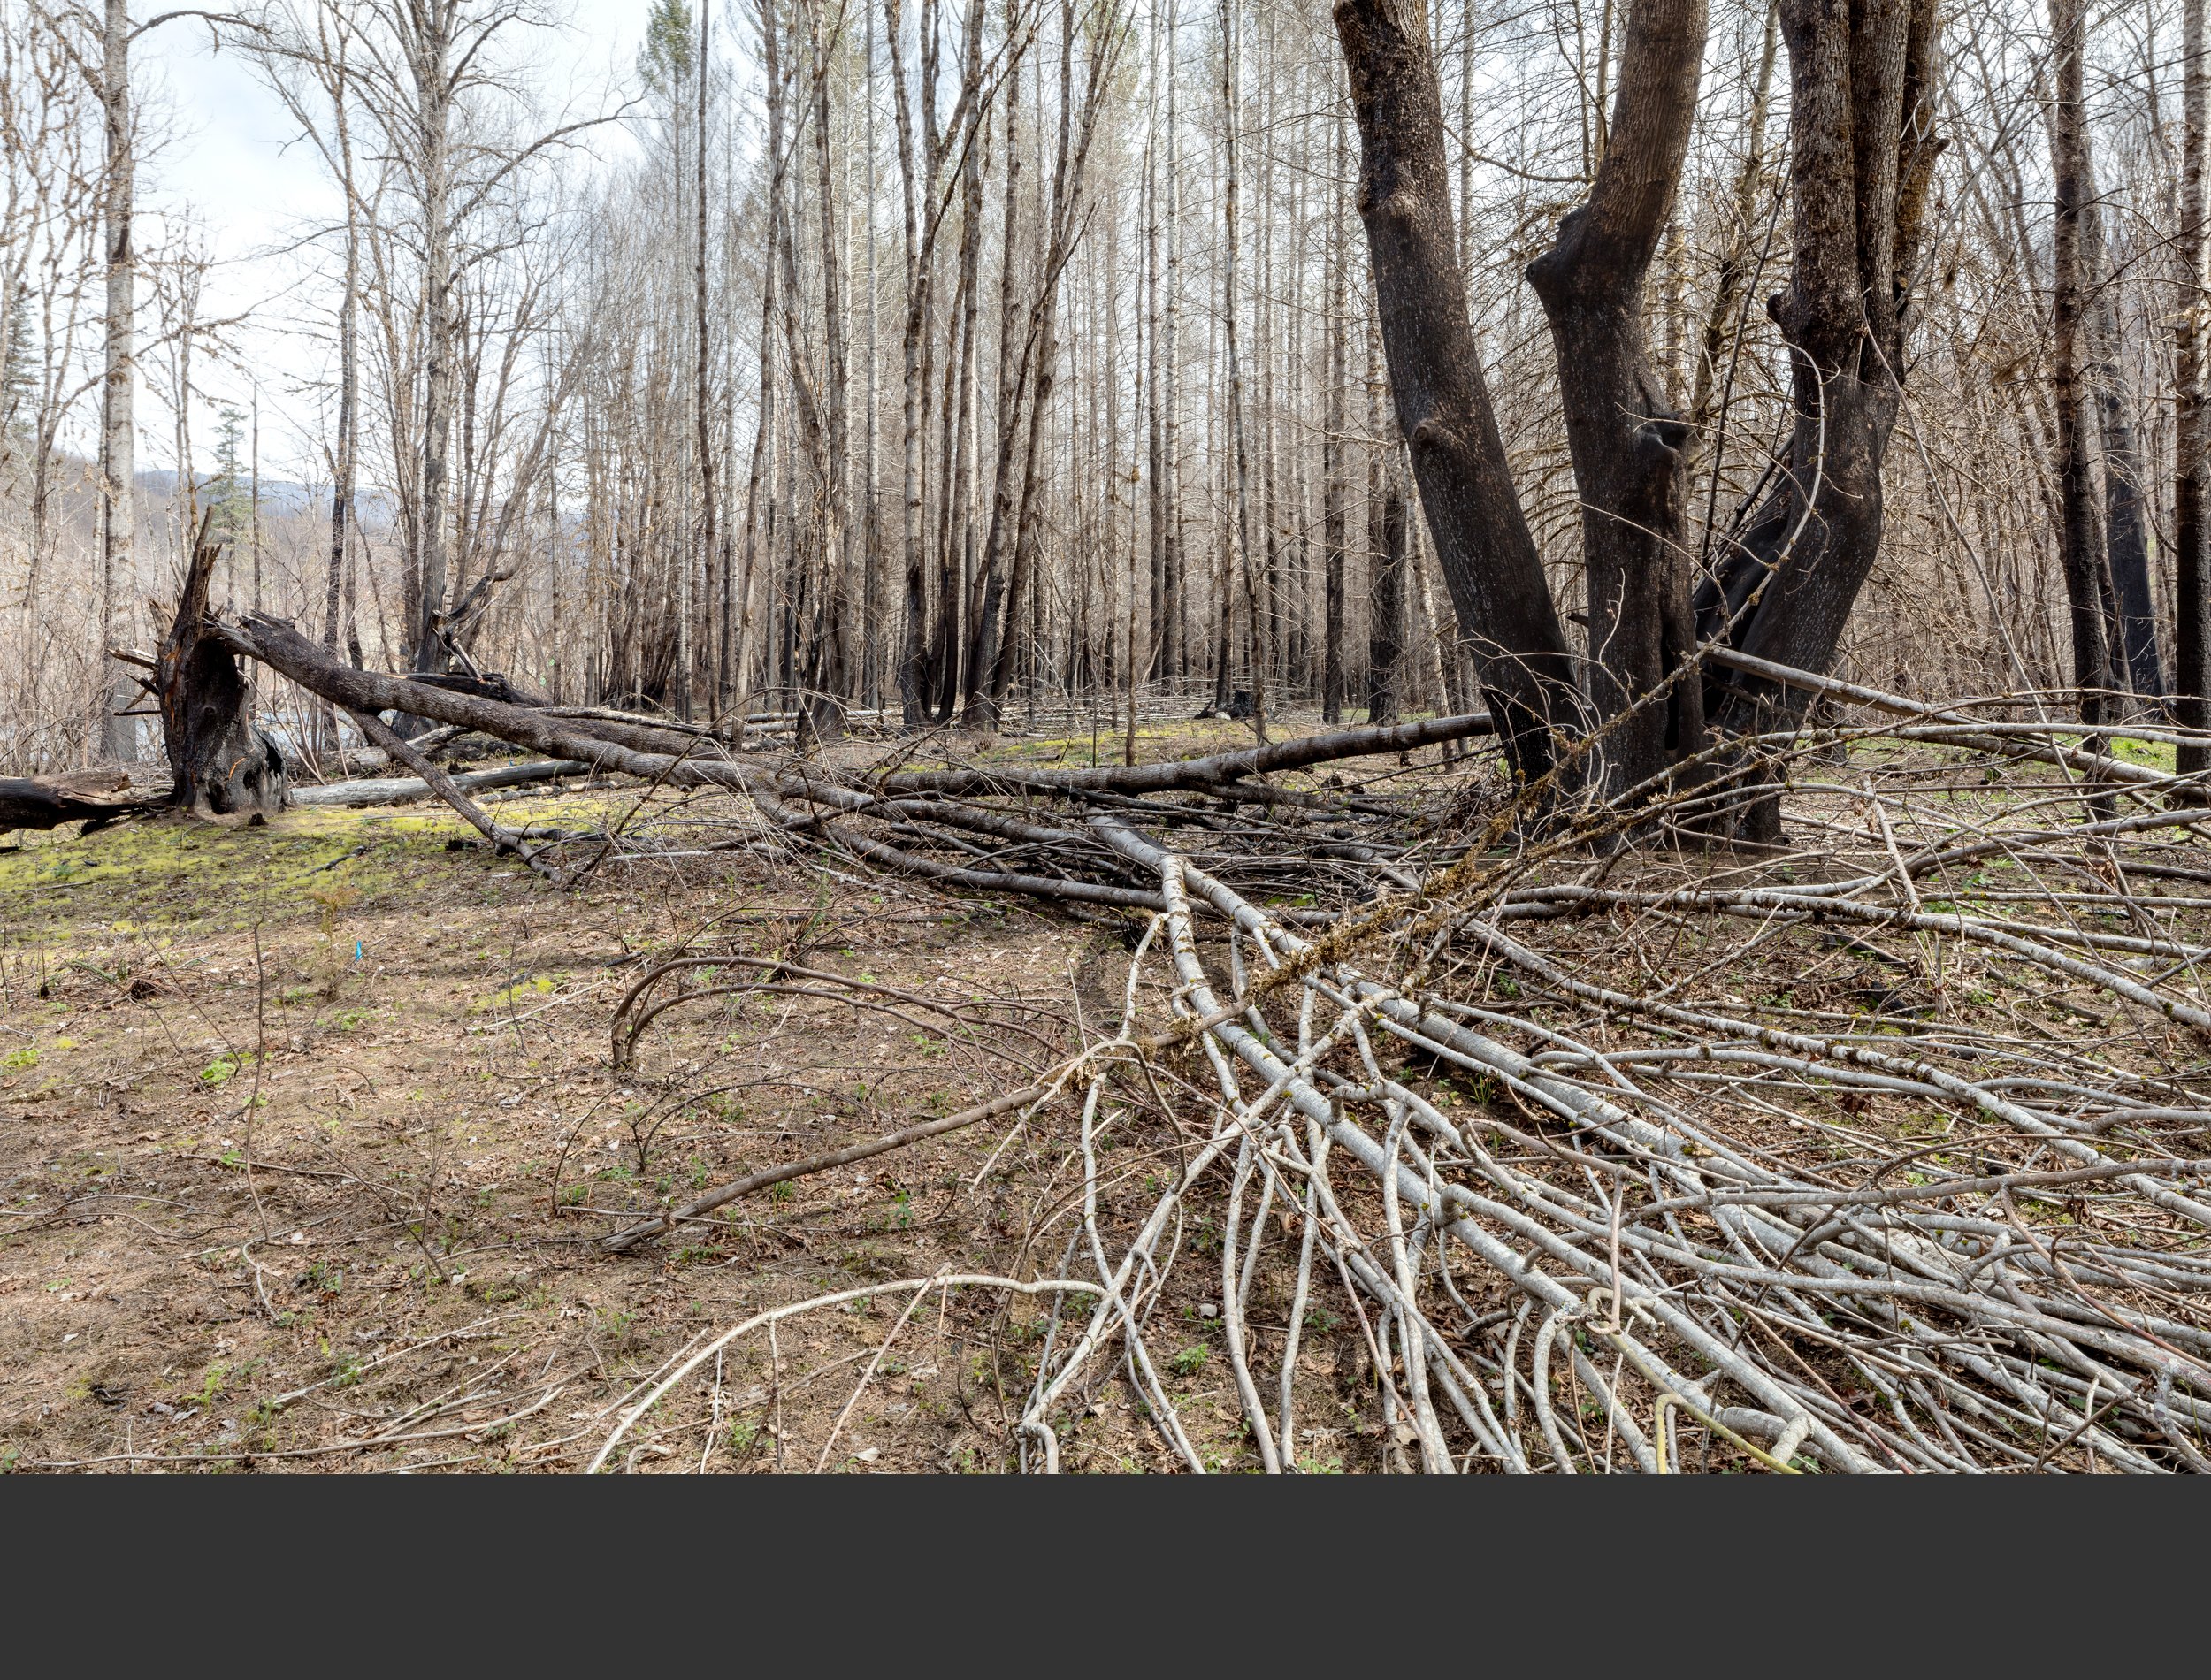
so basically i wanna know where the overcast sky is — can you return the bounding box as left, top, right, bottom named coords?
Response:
left=131, top=1, right=662, bottom=482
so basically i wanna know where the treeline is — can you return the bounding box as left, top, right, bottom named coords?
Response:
left=0, top=0, right=2201, bottom=768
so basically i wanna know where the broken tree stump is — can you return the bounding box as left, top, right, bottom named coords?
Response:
left=157, top=508, right=287, bottom=819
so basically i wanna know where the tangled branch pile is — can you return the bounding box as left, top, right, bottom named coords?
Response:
left=206, top=610, right=2211, bottom=1471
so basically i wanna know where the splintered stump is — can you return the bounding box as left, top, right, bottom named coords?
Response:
left=157, top=509, right=287, bottom=818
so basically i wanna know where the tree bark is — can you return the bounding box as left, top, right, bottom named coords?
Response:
left=1695, top=0, right=1942, bottom=836
left=404, top=2, right=458, bottom=683
left=1367, top=464, right=1404, bottom=725
left=1334, top=0, right=1576, bottom=787
left=2177, top=0, right=2210, bottom=775
left=1322, top=108, right=1349, bottom=724
left=2047, top=0, right=2114, bottom=727
left=97, top=0, right=137, bottom=763
left=1525, top=0, right=1710, bottom=797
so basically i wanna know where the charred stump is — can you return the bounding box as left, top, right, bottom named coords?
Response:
left=157, top=509, right=287, bottom=818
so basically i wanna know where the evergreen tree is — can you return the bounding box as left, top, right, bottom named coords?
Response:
left=209, top=404, right=253, bottom=541
left=638, top=0, right=694, bottom=95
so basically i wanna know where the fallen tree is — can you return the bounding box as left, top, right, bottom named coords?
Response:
left=289, top=758, right=591, bottom=809
left=0, top=773, right=156, bottom=834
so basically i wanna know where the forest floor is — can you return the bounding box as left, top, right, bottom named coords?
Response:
left=9, top=712, right=2206, bottom=1473
left=0, top=711, right=1441, bottom=1473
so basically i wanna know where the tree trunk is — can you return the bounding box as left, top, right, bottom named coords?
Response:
left=2065, top=141, right=2160, bottom=703
left=2047, top=0, right=2114, bottom=727
left=1695, top=0, right=1942, bottom=836
left=2177, top=0, right=2210, bottom=774
left=97, top=0, right=138, bottom=763
left=1322, top=109, right=1349, bottom=724
left=1334, top=0, right=1576, bottom=787
left=693, top=1, right=718, bottom=722
left=157, top=510, right=286, bottom=818
left=1524, top=0, right=1709, bottom=797
left=408, top=6, right=457, bottom=682
left=1368, top=466, right=1404, bottom=725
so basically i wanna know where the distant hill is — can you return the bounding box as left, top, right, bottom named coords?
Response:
left=134, top=469, right=396, bottom=524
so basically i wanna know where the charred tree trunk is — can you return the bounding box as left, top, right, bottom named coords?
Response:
left=0, top=774, right=155, bottom=835
left=1334, top=0, right=1576, bottom=788
left=1525, top=0, right=1709, bottom=797
left=1321, top=117, right=1349, bottom=726
left=2176, top=0, right=2210, bottom=775
left=2048, top=0, right=2115, bottom=727
left=157, top=510, right=287, bottom=818
left=1368, top=469, right=1405, bottom=725
left=1695, top=0, right=1942, bottom=836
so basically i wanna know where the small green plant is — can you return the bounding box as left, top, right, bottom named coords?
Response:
left=727, top=1419, right=761, bottom=1455
left=2, top=1047, right=37, bottom=1072
left=200, top=1053, right=248, bottom=1087
left=1171, top=1344, right=1208, bottom=1378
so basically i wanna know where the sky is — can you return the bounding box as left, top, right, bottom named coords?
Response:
left=131, top=0, right=660, bottom=483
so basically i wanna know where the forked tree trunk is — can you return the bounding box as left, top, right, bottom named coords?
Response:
left=157, top=510, right=287, bottom=818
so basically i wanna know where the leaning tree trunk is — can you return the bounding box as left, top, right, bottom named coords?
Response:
left=1695, top=0, right=1942, bottom=838
left=157, top=509, right=287, bottom=818
left=1334, top=0, right=1578, bottom=790
left=1525, top=0, right=1709, bottom=798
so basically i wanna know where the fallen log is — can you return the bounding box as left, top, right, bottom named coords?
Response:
left=290, top=758, right=592, bottom=809
left=870, top=709, right=1496, bottom=798
left=211, top=610, right=1485, bottom=907
left=0, top=775, right=157, bottom=834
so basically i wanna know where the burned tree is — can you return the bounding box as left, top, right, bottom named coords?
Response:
left=1695, top=0, right=1943, bottom=767
left=1335, top=0, right=1940, bottom=829
left=1524, top=0, right=1708, bottom=796
left=1334, top=0, right=1576, bottom=788
left=155, top=510, right=286, bottom=817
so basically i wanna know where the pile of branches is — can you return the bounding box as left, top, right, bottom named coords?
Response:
left=207, top=610, right=2211, bottom=1470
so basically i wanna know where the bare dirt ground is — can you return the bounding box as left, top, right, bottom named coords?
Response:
left=1, top=716, right=1405, bottom=1472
